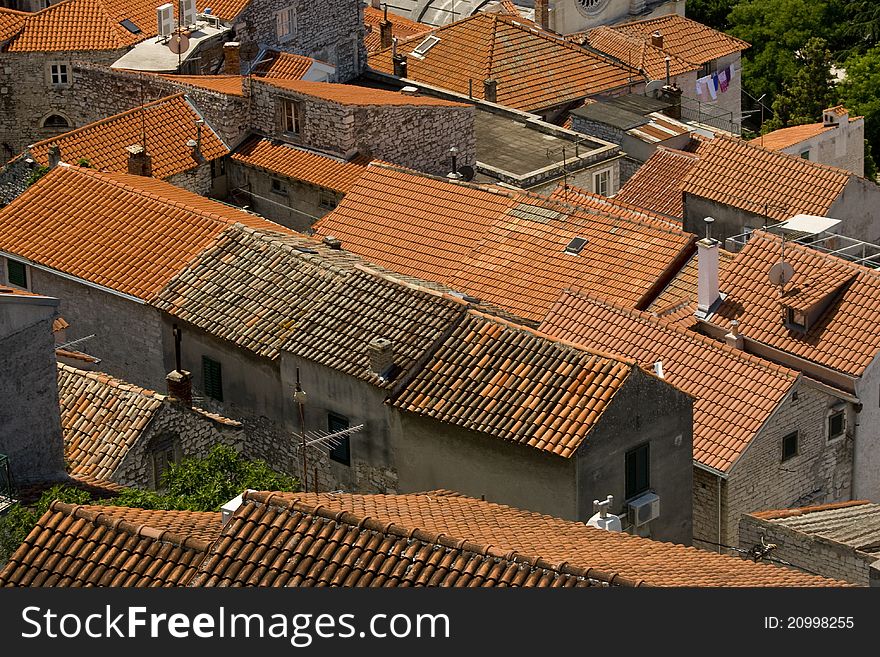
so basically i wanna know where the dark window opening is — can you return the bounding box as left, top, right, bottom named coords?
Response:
left=782, top=431, right=798, bottom=461
left=328, top=412, right=351, bottom=466
left=43, top=114, right=70, bottom=128
left=7, top=260, right=27, bottom=288
left=625, top=443, right=650, bottom=500
left=828, top=411, right=845, bottom=440
left=202, top=356, right=223, bottom=401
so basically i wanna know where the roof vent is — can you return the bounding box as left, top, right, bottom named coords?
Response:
left=564, top=237, right=587, bottom=254
left=322, top=235, right=342, bottom=249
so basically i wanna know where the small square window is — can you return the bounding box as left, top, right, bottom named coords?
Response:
left=7, top=259, right=27, bottom=288
left=625, top=443, right=650, bottom=500
left=319, top=190, right=337, bottom=210
left=202, top=356, right=223, bottom=402
left=786, top=307, right=807, bottom=331
left=828, top=411, right=845, bottom=440
left=271, top=178, right=287, bottom=195
left=328, top=412, right=351, bottom=466
left=782, top=431, right=798, bottom=461
left=49, top=63, right=69, bottom=86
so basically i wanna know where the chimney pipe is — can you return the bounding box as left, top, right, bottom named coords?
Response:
left=535, top=0, right=550, bottom=31
left=126, top=144, right=152, bottom=177
left=392, top=52, right=408, bottom=78
left=483, top=78, right=497, bottom=103
left=696, top=217, right=720, bottom=315
left=367, top=337, right=394, bottom=378
left=651, top=31, right=663, bottom=49
left=724, top=320, right=743, bottom=350
left=223, top=42, right=241, bottom=75
left=47, top=143, right=61, bottom=168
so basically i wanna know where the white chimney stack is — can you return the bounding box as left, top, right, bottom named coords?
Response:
left=697, top=217, right=720, bottom=315
left=724, top=319, right=743, bottom=350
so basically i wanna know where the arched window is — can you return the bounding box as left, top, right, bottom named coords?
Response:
left=41, top=114, right=70, bottom=129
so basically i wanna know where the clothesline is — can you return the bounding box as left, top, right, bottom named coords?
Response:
left=695, top=62, right=736, bottom=100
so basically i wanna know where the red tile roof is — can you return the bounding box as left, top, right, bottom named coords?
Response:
left=368, top=13, right=639, bottom=112
left=751, top=500, right=870, bottom=520
left=315, top=164, right=694, bottom=322
left=250, top=51, right=316, bottom=80
left=261, top=491, right=846, bottom=586
left=539, top=291, right=799, bottom=472
left=580, top=26, right=697, bottom=79
left=681, top=135, right=851, bottom=222
left=190, top=491, right=621, bottom=587
left=751, top=123, right=835, bottom=152
left=0, top=166, right=289, bottom=301
left=392, top=311, right=636, bottom=458
left=648, top=248, right=735, bottom=312
left=230, top=138, right=368, bottom=193
left=0, top=501, right=215, bottom=587
left=5, top=0, right=157, bottom=52
left=707, top=231, right=880, bottom=377
left=363, top=5, right=431, bottom=53
left=196, top=0, right=248, bottom=22
left=548, top=183, right=682, bottom=229
left=27, top=94, right=228, bottom=179
left=609, top=14, right=749, bottom=66
left=159, top=74, right=245, bottom=96
left=255, top=77, right=466, bottom=106
left=0, top=7, right=26, bottom=43
left=615, top=146, right=700, bottom=219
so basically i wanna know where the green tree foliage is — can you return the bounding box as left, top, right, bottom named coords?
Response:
left=762, top=37, right=837, bottom=132
left=838, top=45, right=880, bottom=179
left=845, top=1, right=880, bottom=46
left=728, top=0, right=828, bottom=104
left=25, top=165, right=50, bottom=187
left=685, top=0, right=738, bottom=30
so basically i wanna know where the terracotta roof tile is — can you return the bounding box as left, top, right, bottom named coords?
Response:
left=0, top=166, right=289, bottom=301
left=230, top=138, right=367, bottom=193
left=579, top=26, right=697, bottom=79
left=539, top=291, right=799, bottom=472
left=254, top=77, right=465, bottom=106
left=615, top=146, right=700, bottom=219
left=158, top=74, right=245, bottom=96
left=608, top=14, right=749, bottom=65
left=261, top=491, right=846, bottom=586
left=751, top=500, right=870, bottom=520
left=196, top=0, right=248, bottom=22
left=548, top=183, right=682, bottom=229
left=392, top=311, right=635, bottom=458
left=250, top=51, right=317, bottom=80
left=189, top=492, right=629, bottom=587
left=27, top=95, right=228, bottom=179
left=5, top=0, right=158, bottom=52
left=0, top=7, right=26, bottom=43
left=681, top=135, right=851, bottom=222
left=707, top=231, right=880, bottom=376
left=368, top=13, right=639, bottom=112
left=83, top=505, right=222, bottom=542
left=58, top=363, right=164, bottom=480
left=363, top=5, right=431, bottom=53
left=315, top=164, right=694, bottom=322
left=648, top=249, right=735, bottom=311
left=0, top=501, right=216, bottom=587
left=751, top=123, right=836, bottom=152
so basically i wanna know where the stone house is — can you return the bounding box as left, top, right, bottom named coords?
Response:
left=739, top=501, right=880, bottom=586
left=57, top=363, right=242, bottom=490
left=752, top=106, right=866, bottom=177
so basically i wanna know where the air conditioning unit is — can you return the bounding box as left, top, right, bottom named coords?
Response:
left=628, top=492, right=660, bottom=526
left=157, top=3, right=175, bottom=36
left=179, top=0, right=197, bottom=28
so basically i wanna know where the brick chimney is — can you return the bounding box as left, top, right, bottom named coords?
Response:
left=166, top=369, right=193, bottom=406
left=535, top=0, right=550, bottom=31
left=392, top=52, right=408, bottom=77
left=483, top=78, right=497, bottom=103
left=660, top=82, right=683, bottom=119
left=380, top=4, right=393, bottom=50
left=223, top=41, right=241, bottom=75
left=696, top=219, right=720, bottom=316
left=47, top=143, right=61, bottom=168
left=651, top=31, right=663, bottom=49
left=367, top=338, right=394, bottom=378
left=126, top=144, right=152, bottom=177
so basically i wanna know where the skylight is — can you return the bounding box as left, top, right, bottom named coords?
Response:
left=564, top=237, right=587, bottom=255
left=411, top=35, right=440, bottom=58
left=120, top=19, right=142, bottom=34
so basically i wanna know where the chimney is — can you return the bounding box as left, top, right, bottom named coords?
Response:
left=392, top=52, right=408, bottom=78
left=47, top=143, right=61, bottom=168
left=322, top=235, right=342, bottom=249
left=223, top=41, right=241, bottom=75
left=166, top=369, right=193, bottom=406
left=380, top=4, right=393, bottom=50
left=535, top=0, right=550, bottom=31
left=483, top=78, right=497, bottom=103
left=696, top=219, right=720, bottom=315
left=724, top=320, right=743, bottom=350
left=651, top=30, right=663, bottom=49
left=367, top=337, right=394, bottom=378
left=126, top=144, right=152, bottom=177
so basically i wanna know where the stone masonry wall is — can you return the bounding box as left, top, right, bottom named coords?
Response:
left=724, top=383, right=853, bottom=547
left=233, top=0, right=365, bottom=82
left=0, top=50, right=123, bottom=156
left=168, top=162, right=215, bottom=196
left=738, top=513, right=874, bottom=585
left=692, top=464, right=725, bottom=550
left=111, top=401, right=244, bottom=489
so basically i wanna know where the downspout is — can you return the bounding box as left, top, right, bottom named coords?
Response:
left=717, top=474, right=722, bottom=554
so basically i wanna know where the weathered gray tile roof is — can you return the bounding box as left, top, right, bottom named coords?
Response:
left=752, top=501, right=880, bottom=552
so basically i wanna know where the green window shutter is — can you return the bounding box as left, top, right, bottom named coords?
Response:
left=7, top=260, right=27, bottom=288
left=202, top=356, right=223, bottom=401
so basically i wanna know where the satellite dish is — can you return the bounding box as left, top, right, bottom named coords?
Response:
left=644, top=80, right=666, bottom=95
left=768, top=261, right=794, bottom=286
left=168, top=33, right=190, bottom=55
left=458, top=165, right=475, bottom=182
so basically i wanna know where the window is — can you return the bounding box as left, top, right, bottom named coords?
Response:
left=328, top=412, right=351, bottom=466
left=786, top=307, right=807, bottom=331
left=41, top=114, right=70, bottom=128
left=411, top=35, right=440, bottom=59
left=828, top=410, right=845, bottom=440
left=6, top=259, right=27, bottom=289
left=625, top=443, right=650, bottom=500
left=49, top=63, right=70, bottom=86
left=148, top=432, right=181, bottom=490
left=275, top=7, right=296, bottom=41
left=564, top=237, right=587, bottom=255
left=271, top=178, right=288, bottom=195
left=782, top=431, right=798, bottom=461
left=699, top=60, right=718, bottom=78
left=593, top=168, right=611, bottom=196
left=319, top=190, right=337, bottom=210
left=281, top=99, right=303, bottom=135
left=800, top=150, right=810, bottom=160
left=202, top=356, right=223, bottom=402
